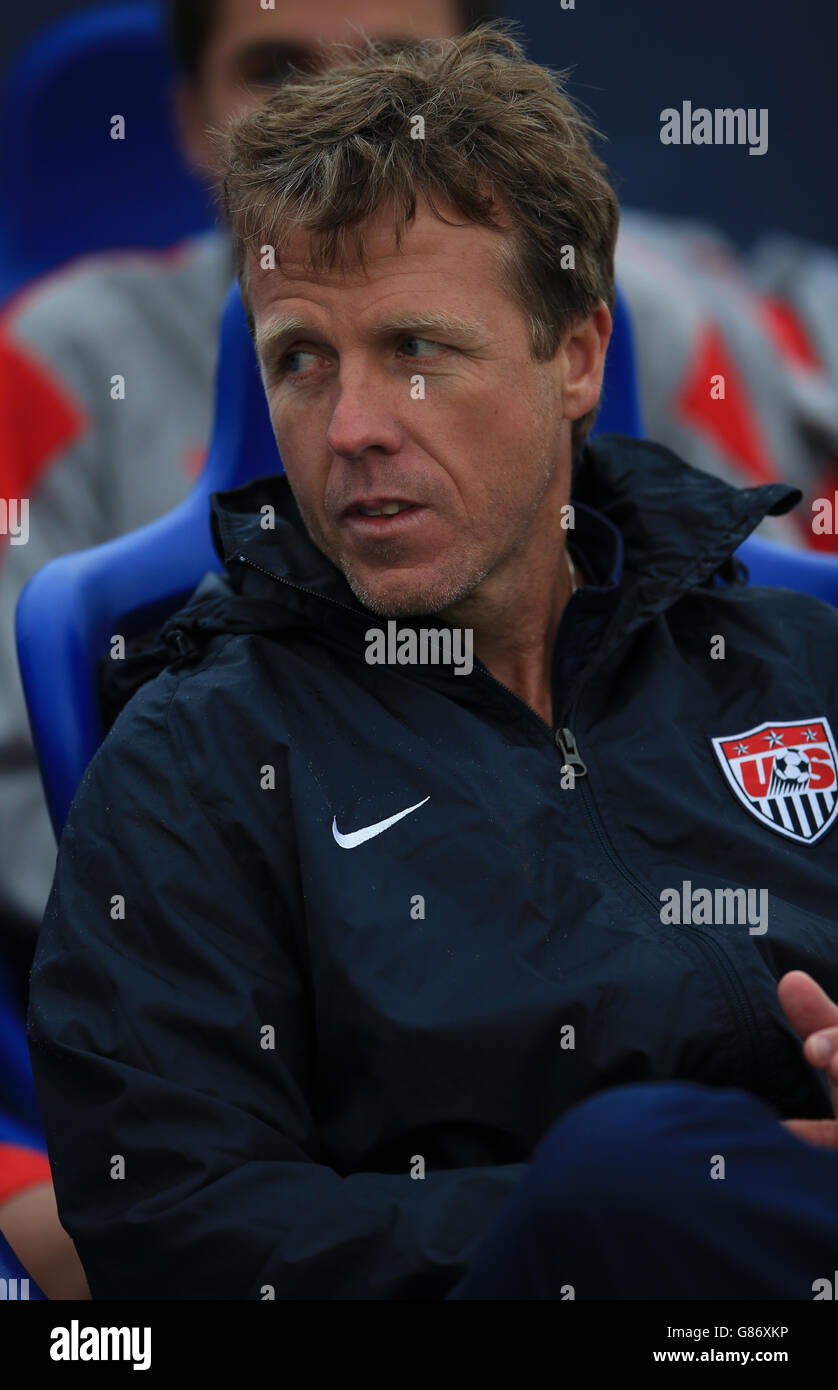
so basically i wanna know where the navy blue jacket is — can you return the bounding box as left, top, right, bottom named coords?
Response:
left=27, top=435, right=838, bottom=1299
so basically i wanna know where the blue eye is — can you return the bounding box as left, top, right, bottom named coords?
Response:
left=400, top=337, right=443, bottom=357
left=283, top=350, right=321, bottom=375
left=277, top=338, right=445, bottom=381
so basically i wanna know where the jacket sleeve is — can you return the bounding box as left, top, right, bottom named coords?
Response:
left=27, top=692, right=528, bottom=1300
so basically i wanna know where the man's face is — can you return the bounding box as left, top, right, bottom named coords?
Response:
left=249, top=197, right=576, bottom=618
left=177, top=0, right=461, bottom=179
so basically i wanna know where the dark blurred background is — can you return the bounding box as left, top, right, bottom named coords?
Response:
left=2, top=0, right=835, bottom=250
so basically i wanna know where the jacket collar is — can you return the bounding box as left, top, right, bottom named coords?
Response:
left=141, top=433, right=802, bottom=723
left=569, top=434, right=799, bottom=634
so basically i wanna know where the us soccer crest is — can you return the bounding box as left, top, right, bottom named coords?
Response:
left=711, top=717, right=838, bottom=844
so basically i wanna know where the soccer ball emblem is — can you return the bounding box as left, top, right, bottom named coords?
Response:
left=771, top=747, right=810, bottom=792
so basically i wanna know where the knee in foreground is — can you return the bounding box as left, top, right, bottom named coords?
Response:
left=526, top=1080, right=717, bottom=1210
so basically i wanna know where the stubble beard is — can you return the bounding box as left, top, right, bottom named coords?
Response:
left=295, top=431, right=562, bottom=620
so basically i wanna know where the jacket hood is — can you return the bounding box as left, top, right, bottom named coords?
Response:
left=100, top=435, right=801, bottom=727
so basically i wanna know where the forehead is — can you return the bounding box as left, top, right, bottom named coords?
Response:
left=247, top=197, right=511, bottom=320
left=212, top=0, right=462, bottom=50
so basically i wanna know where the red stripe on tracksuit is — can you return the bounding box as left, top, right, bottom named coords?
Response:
left=0, top=329, right=87, bottom=557
left=0, top=1141, right=51, bottom=1204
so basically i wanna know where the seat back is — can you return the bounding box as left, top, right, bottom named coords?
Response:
left=0, top=4, right=213, bottom=302
left=16, top=281, right=275, bottom=837
left=0, top=951, right=48, bottom=1300
left=735, top=533, right=838, bottom=605
left=0, top=953, right=46, bottom=1154
left=591, top=285, right=645, bottom=439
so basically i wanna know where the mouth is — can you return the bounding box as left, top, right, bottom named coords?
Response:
left=342, top=498, right=419, bottom=519
left=339, top=498, right=427, bottom=535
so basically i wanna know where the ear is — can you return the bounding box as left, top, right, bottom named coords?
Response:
left=171, top=81, right=218, bottom=180
left=561, top=302, right=612, bottom=425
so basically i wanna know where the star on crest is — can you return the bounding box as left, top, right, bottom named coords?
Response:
left=763, top=729, right=784, bottom=747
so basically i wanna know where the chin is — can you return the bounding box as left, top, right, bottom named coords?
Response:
left=345, top=571, right=459, bottom=618
left=351, top=587, right=442, bottom=619
left=345, top=560, right=489, bottom=619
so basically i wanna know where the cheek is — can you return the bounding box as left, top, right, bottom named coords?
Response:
left=269, top=399, right=316, bottom=474
left=457, top=401, right=558, bottom=522
left=267, top=410, right=323, bottom=508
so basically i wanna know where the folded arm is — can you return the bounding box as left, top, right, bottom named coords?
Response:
left=27, top=693, right=525, bottom=1299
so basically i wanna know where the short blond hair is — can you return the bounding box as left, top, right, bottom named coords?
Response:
left=219, top=21, right=619, bottom=454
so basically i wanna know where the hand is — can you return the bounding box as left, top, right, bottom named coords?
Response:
left=0, top=1181, right=91, bottom=1299
left=777, top=969, right=838, bottom=1148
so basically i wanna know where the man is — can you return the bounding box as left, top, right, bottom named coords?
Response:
left=26, top=26, right=838, bottom=1300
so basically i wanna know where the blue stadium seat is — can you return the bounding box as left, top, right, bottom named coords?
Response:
left=0, top=950, right=48, bottom=1301
left=735, top=533, right=838, bottom=606
left=0, top=3, right=214, bottom=303
left=0, top=953, right=46, bottom=1155
left=593, top=285, right=644, bottom=439
left=16, top=281, right=275, bottom=838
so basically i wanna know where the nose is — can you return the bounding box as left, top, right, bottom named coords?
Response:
left=325, top=363, right=403, bottom=462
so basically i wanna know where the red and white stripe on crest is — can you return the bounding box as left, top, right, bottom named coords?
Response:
left=711, top=717, right=838, bottom=844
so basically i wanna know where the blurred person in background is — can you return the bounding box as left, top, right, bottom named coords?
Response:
left=615, top=211, right=838, bottom=547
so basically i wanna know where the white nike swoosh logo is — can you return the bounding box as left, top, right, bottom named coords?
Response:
left=332, top=796, right=430, bottom=849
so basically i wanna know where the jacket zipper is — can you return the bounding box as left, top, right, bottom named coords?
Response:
left=232, top=552, right=365, bottom=622
left=559, top=691, right=761, bottom=1082
left=471, top=661, right=588, bottom=772
left=476, top=651, right=759, bottom=1082
left=233, top=549, right=760, bottom=1079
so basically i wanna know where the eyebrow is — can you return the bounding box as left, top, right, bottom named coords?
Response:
left=255, top=310, right=490, bottom=363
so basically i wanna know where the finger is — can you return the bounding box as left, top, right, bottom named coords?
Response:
left=777, top=970, right=838, bottom=1042
left=781, top=1118, right=838, bottom=1149
left=824, top=1038, right=838, bottom=1107
left=804, top=1025, right=838, bottom=1067
left=807, top=1035, right=838, bottom=1126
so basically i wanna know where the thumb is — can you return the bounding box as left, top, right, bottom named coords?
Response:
left=777, top=970, right=838, bottom=1043
left=782, top=1117, right=838, bottom=1149
left=778, top=970, right=838, bottom=1122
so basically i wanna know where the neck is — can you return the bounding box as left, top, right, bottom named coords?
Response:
left=440, top=501, right=579, bottom=728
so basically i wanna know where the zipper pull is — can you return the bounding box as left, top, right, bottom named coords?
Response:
left=165, top=626, right=198, bottom=664
left=555, top=727, right=587, bottom=776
